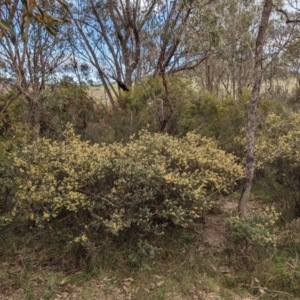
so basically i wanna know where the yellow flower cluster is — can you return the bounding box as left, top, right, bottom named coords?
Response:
left=256, top=112, right=300, bottom=167
left=10, top=125, right=243, bottom=240
left=227, top=206, right=281, bottom=248
left=72, top=234, right=88, bottom=244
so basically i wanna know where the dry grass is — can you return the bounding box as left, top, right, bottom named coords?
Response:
left=3, top=196, right=299, bottom=300
left=0, top=198, right=253, bottom=300
left=88, top=83, right=118, bottom=105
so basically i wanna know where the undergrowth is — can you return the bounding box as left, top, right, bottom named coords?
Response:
left=1, top=196, right=300, bottom=300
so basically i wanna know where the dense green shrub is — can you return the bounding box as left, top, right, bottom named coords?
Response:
left=41, top=79, right=97, bottom=139
left=5, top=125, right=243, bottom=262
left=0, top=91, right=34, bottom=214
left=287, top=85, right=300, bottom=110
left=108, top=75, right=199, bottom=138
left=255, top=112, right=300, bottom=217
left=226, top=207, right=280, bottom=248
left=256, top=112, right=300, bottom=165
left=226, top=207, right=281, bottom=269
left=278, top=218, right=300, bottom=252
left=182, top=90, right=245, bottom=127
left=180, top=88, right=283, bottom=158
left=181, top=91, right=247, bottom=156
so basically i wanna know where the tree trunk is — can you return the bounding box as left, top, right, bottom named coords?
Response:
left=238, top=0, right=273, bottom=217
left=205, top=55, right=213, bottom=91
left=29, top=98, right=41, bottom=140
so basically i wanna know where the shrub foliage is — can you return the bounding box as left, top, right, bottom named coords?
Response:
left=255, top=112, right=300, bottom=217
left=226, top=207, right=281, bottom=248
left=7, top=125, right=243, bottom=253
left=226, top=207, right=281, bottom=269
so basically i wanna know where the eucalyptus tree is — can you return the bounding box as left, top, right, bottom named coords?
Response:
left=68, top=0, right=213, bottom=117
left=274, top=0, right=300, bottom=90
left=261, top=14, right=299, bottom=98
left=192, top=0, right=262, bottom=99
left=238, top=0, right=273, bottom=217
left=0, top=0, right=70, bottom=138
left=0, top=0, right=69, bottom=36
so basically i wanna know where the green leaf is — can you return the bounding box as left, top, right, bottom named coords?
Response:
left=0, top=19, right=15, bottom=35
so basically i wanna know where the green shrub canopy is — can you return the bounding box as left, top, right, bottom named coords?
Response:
left=9, top=125, right=243, bottom=244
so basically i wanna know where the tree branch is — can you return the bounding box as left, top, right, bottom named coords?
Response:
left=277, top=8, right=300, bottom=24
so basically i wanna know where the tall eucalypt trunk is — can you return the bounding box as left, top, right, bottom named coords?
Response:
left=238, top=0, right=273, bottom=217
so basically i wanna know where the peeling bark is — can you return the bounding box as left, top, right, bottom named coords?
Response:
left=238, top=0, right=273, bottom=217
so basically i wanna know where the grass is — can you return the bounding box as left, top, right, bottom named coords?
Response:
left=0, top=218, right=248, bottom=299
left=1, top=192, right=300, bottom=299
left=88, top=82, right=118, bottom=105
left=0, top=250, right=297, bottom=299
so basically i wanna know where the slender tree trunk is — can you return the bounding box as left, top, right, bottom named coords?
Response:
left=238, top=0, right=273, bottom=217
left=205, top=55, right=213, bottom=91
left=28, top=97, right=41, bottom=140
left=161, top=72, right=174, bottom=133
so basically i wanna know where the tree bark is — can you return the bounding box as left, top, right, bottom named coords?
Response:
left=238, top=0, right=273, bottom=217
left=29, top=98, right=41, bottom=140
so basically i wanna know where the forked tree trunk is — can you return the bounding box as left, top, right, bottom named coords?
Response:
left=238, top=0, right=273, bottom=217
